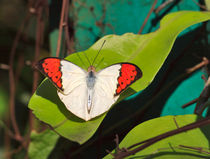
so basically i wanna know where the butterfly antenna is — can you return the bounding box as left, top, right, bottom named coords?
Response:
left=76, top=41, right=92, bottom=67
left=91, top=40, right=106, bottom=66
left=95, top=57, right=104, bottom=69
left=76, top=52, right=87, bottom=69
left=83, top=51, right=92, bottom=67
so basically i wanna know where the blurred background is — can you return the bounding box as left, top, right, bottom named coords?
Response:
left=0, top=0, right=209, bottom=158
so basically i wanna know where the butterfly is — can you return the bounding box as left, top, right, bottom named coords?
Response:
left=36, top=57, right=142, bottom=121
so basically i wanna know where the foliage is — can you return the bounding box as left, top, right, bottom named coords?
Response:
left=105, top=115, right=210, bottom=158
left=28, top=129, right=59, bottom=159
left=29, top=11, right=210, bottom=146
left=1, top=0, right=210, bottom=159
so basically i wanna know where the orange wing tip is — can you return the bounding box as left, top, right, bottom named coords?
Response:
left=36, top=57, right=64, bottom=91
left=114, top=63, right=142, bottom=96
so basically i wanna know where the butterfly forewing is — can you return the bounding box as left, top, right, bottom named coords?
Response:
left=37, top=57, right=87, bottom=94
left=36, top=57, right=64, bottom=91
left=114, top=63, right=142, bottom=96
left=59, top=60, right=87, bottom=94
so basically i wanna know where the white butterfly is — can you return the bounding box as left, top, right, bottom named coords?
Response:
left=37, top=57, right=142, bottom=121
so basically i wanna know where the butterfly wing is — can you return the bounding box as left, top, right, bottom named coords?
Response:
left=37, top=58, right=142, bottom=121
left=36, top=57, right=87, bottom=94
left=36, top=57, right=65, bottom=91
left=89, top=63, right=142, bottom=119
left=37, top=57, right=90, bottom=120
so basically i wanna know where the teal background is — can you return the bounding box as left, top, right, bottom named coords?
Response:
left=73, top=0, right=200, bottom=50
left=161, top=71, right=205, bottom=116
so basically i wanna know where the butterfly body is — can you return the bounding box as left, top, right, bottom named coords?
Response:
left=86, top=66, right=96, bottom=113
left=37, top=57, right=142, bottom=121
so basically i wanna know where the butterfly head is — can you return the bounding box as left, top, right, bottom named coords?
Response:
left=88, top=65, right=96, bottom=73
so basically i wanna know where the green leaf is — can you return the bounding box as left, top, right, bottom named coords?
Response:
left=28, top=129, right=59, bottom=159
left=104, top=115, right=210, bottom=159
left=28, top=11, right=210, bottom=144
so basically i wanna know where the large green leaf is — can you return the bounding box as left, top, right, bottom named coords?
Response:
left=28, top=11, right=210, bottom=144
left=28, top=129, right=59, bottom=159
left=104, top=115, right=210, bottom=159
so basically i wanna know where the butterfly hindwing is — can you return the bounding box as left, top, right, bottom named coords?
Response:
left=58, top=82, right=89, bottom=120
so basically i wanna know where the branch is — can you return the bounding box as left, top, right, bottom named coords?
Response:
left=154, top=0, right=175, bottom=14
left=56, top=0, right=68, bottom=57
left=177, top=57, right=209, bottom=109
left=194, top=76, right=210, bottom=115
left=9, top=12, right=31, bottom=143
left=113, top=117, right=210, bottom=158
left=181, top=97, right=198, bottom=108
left=30, top=0, right=44, bottom=134
left=138, top=0, right=158, bottom=34
left=191, top=0, right=207, bottom=10
left=64, top=0, right=75, bottom=54
left=0, top=63, right=10, bottom=70
left=26, top=0, right=47, bottom=151
left=186, top=57, right=209, bottom=73
left=179, top=144, right=210, bottom=154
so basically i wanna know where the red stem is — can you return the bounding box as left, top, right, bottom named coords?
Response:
left=138, top=0, right=158, bottom=34
left=56, top=0, right=67, bottom=57
left=9, top=14, right=31, bottom=143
